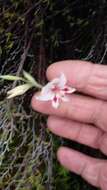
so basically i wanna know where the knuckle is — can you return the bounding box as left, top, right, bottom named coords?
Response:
left=91, top=100, right=104, bottom=124
left=99, top=133, right=107, bottom=155
left=62, top=103, right=76, bottom=119
left=82, top=162, right=99, bottom=186
left=80, top=63, right=95, bottom=90
left=95, top=101, right=107, bottom=131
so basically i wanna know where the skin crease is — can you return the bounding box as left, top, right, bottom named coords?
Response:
left=31, top=60, right=107, bottom=190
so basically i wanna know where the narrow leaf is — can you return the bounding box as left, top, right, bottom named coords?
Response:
left=0, top=75, right=23, bottom=81
left=7, top=84, right=32, bottom=99
left=23, top=70, right=42, bottom=88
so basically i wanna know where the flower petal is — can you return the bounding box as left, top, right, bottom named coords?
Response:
left=47, top=75, right=63, bottom=87
left=52, top=95, right=60, bottom=109
left=36, top=92, right=54, bottom=101
left=61, top=86, right=76, bottom=94
left=41, top=82, right=54, bottom=95
left=58, top=73, right=67, bottom=88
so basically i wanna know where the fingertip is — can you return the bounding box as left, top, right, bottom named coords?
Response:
left=31, top=92, right=50, bottom=114
left=47, top=115, right=62, bottom=129
left=31, top=92, right=40, bottom=110
left=47, top=115, right=54, bottom=128
left=46, top=63, right=55, bottom=80
left=46, top=60, right=91, bottom=81
left=57, top=146, right=67, bottom=164
left=46, top=60, right=71, bottom=80
left=31, top=93, right=35, bottom=109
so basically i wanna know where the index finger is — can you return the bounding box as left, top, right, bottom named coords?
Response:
left=46, top=60, right=107, bottom=100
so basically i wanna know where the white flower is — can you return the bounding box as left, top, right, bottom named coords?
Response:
left=7, top=84, right=33, bottom=99
left=36, top=73, right=76, bottom=109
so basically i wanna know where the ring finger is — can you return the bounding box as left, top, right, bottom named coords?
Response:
left=47, top=115, right=107, bottom=155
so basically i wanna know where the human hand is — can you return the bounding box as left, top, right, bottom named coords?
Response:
left=31, top=60, right=107, bottom=190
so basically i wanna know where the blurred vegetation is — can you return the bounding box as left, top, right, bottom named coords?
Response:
left=0, top=0, right=107, bottom=189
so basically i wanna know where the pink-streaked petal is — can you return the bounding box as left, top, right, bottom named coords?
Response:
left=36, top=92, right=54, bottom=101
left=41, top=78, right=60, bottom=95
left=61, top=86, right=76, bottom=94
left=52, top=95, right=60, bottom=109
left=58, top=73, right=67, bottom=88
left=41, top=83, right=54, bottom=95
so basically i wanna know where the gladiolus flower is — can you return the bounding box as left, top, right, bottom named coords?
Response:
left=36, top=73, right=76, bottom=109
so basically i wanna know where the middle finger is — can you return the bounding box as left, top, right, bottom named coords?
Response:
left=47, top=116, right=107, bottom=155
left=31, top=94, right=107, bottom=132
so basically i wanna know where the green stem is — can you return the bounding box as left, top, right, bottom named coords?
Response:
left=34, top=82, right=43, bottom=89
left=28, top=81, right=43, bottom=89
